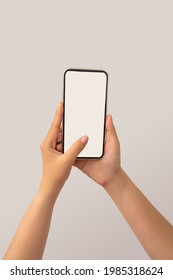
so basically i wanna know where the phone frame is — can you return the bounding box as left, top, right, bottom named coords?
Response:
left=62, top=68, right=108, bottom=159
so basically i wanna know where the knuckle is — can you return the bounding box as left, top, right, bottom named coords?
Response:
left=62, top=155, right=70, bottom=165
left=62, top=153, right=74, bottom=166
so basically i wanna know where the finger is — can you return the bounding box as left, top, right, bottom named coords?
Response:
left=56, top=132, right=62, bottom=143
left=64, top=136, right=89, bottom=164
left=60, top=122, right=63, bottom=132
left=105, top=114, right=119, bottom=144
left=45, top=101, right=63, bottom=147
left=51, top=101, right=63, bottom=134
left=56, top=142, right=62, bottom=152
left=57, top=123, right=63, bottom=134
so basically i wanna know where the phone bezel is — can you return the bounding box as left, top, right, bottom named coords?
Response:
left=62, top=68, right=108, bottom=159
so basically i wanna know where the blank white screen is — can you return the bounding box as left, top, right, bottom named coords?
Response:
left=63, top=70, right=107, bottom=158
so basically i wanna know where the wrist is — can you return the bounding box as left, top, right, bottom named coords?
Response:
left=104, top=168, right=129, bottom=198
left=38, top=178, right=62, bottom=205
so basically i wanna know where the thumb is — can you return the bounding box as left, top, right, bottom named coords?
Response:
left=64, top=135, right=89, bottom=163
left=106, top=114, right=119, bottom=144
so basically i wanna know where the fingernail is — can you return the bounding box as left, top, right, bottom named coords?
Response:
left=108, top=114, right=113, bottom=124
left=58, top=101, right=63, bottom=108
left=80, top=135, right=89, bottom=144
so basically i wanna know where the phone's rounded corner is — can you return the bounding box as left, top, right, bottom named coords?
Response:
left=101, top=70, right=108, bottom=80
left=97, top=151, right=104, bottom=159
left=64, top=68, right=72, bottom=78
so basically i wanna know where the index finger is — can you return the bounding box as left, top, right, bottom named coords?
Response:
left=44, top=101, right=63, bottom=148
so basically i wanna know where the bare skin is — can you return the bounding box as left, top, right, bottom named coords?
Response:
left=3, top=102, right=173, bottom=259
left=3, top=102, right=89, bottom=259
left=75, top=113, right=173, bottom=260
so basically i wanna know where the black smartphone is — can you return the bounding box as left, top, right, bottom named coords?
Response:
left=62, top=69, right=108, bottom=159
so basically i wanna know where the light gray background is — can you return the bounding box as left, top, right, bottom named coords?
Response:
left=0, top=0, right=173, bottom=259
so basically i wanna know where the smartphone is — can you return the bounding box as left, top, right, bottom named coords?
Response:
left=62, top=69, right=108, bottom=159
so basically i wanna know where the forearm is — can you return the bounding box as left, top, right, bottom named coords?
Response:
left=105, top=168, right=173, bottom=259
left=3, top=184, right=58, bottom=260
